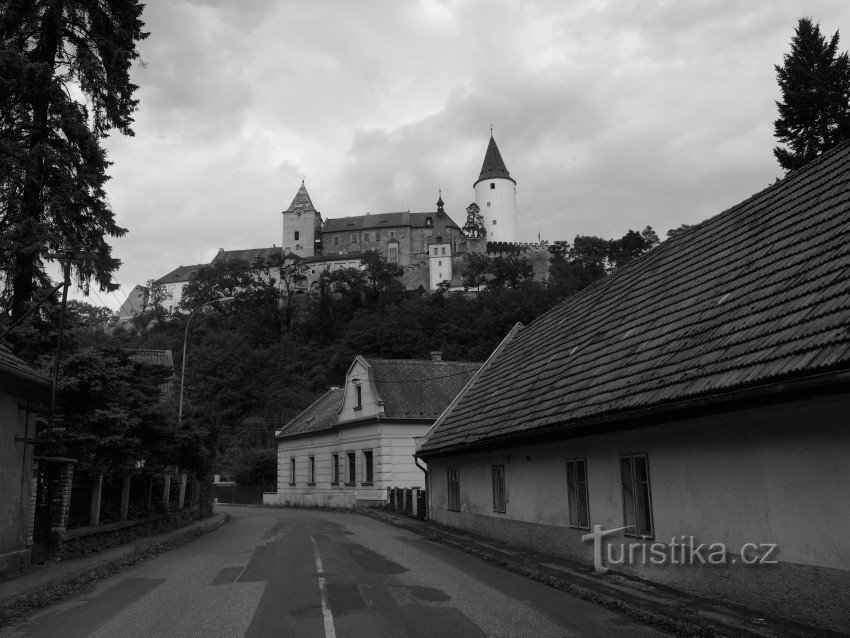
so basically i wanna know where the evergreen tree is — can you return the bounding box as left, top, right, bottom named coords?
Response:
left=462, top=202, right=486, bottom=237
left=774, top=17, right=850, bottom=172
left=0, top=1, right=148, bottom=320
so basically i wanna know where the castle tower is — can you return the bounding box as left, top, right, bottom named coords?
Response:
left=282, top=181, right=322, bottom=257
left=428, top=193, right=453, bottom=290
left=474, top=134, right=518, bottom=243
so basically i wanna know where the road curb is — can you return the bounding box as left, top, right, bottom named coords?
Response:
left=0, top=513, right=228, bottom=625
left=363, top=510, right=792, bottom=638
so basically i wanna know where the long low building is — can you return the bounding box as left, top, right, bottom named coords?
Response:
left=416, top=142, right=850, bottom=632
left=264, top=355, right=479, bottom=509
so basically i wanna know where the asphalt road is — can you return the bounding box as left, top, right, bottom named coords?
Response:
left=1, top=506, right=669, bottom=637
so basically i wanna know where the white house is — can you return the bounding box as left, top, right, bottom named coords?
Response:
left=264, top=355, right=479, bottom=509
left=153, top=263, right=206, bottom=313
left=416, top=142, right=850, bottom=633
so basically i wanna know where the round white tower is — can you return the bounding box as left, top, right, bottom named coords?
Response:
left=474, top=134, right=518, bottom=243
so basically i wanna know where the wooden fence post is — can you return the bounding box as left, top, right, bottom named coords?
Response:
left=411, top=487, right=419, bottom=517
left=178, top=473, right=187, bottom=508
left=120, top=475, right=131, bottom=522
left=162, top=474, right=171, bottom=507
left=90, top=474, right=103, bottom=526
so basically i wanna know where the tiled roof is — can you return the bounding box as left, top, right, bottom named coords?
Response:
left=127, top=349, right=174, bottom=369
left=323, top=212, right=461, bottom=233
left=277, top=357, right=480, bottom=440
left=369, top=359, right=481, bottom=419
left=154, top=264, right=206, bottom=285
left=0, top=344, right=50, bottom=388
left=210, top=247, right=279, bottom=265
left=278, top=387, right=345, bottom=438
left=420, top=142, right=850, bottom=456
left=285, top=182, right=318, bottom=214
left=474, top=135, right=515, bottom=186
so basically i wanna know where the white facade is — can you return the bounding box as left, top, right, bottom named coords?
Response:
left=428, top=243, right=452, bottom=290
left=163, top=281, right=187, bottom=313
left=282, top=208, right=319, bottom=258
left=475, top=177, right=518, bottom=243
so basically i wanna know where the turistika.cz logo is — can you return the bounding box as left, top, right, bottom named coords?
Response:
left=581, top=525, right=779, bottom=574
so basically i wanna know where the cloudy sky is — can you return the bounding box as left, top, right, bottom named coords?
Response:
left=85, top=0, right=850, bottom=309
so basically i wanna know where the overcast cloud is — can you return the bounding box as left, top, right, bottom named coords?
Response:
left=85, top=0, right=850, bottom=309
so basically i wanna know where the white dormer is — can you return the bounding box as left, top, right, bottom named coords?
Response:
left=337, top=355, right=385, bottom=421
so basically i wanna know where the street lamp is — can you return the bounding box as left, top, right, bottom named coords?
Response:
left=178, top=296, right=235, bottom=427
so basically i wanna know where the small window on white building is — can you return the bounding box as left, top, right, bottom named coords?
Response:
left=363, top=232, right=370, bottom=242
left=492, top=220, right=497, bottom=225
left=289, top=458, right=296, bottom=485
left=355, top=384, right=362, bottom=409
left=566, top=459, right=589, bottom=529
left=390, top=231, right=395, bottom=239
left=491, top=465, right=506, bottom=513
left=438, top=260, right=442, bottom=266
left=347, top=452, right=356, bottom=485
left=487, top=202, right=491, bottom=207
left=621, top=454, right=653, bottom=538
left=490, top=182, right=495, bottom=189
left=441, top=247, right=446, bottom=255
left=332, top=453, right=340, bottom=484
left=351, top=233, right=357, bottom=243
left=294, top=231, right=300, bottom=240
left=334, top=236, right=339, bottom=246
left=308, top=456, right=316, bottom=484
left=388, top=247, right=398, bottom=263
left=433, top=247, right=438, bottom=255
left=362, top=450, right=374, bottom=484
left=447, top=468, right=460, bottom=511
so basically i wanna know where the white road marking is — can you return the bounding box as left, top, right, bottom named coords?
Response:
left=311, top=535, right=337, bottom=638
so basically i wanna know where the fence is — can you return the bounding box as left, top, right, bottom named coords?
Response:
left=386, top=486, right=427, bottom=520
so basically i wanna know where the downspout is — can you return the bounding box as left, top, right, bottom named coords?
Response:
left=414, top=453, right=428, bottom=520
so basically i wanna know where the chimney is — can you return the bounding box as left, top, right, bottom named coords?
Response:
left=430, top=351, right=442, bottom=362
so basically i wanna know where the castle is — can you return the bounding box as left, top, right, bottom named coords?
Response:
left=121, top=135, right=549, bottom=321
left=275, top=133, right=545, bottom=292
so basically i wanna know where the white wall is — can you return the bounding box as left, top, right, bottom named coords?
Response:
left=426, top=394, right=850, bottom=630
left=264, top=421, right=430, bottom=508
left=282, top=210, right=318, bottom=258
left=428, top=243, right=452, bottom=290
left=475, top=178, right=518, bottom=243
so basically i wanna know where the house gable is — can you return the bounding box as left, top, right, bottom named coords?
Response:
left=337, top=356, right=384, bottom=421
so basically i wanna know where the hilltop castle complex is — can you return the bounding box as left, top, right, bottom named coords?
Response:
left=121, top=135, right=550, bottom=320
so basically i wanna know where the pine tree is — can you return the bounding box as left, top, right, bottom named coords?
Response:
left=0, top=1, right=148, bottom=320
left=774, top=17, right=850, bottom=172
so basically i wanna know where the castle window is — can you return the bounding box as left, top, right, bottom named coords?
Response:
left=438, top=260, right=442, bottom=266
left=334, top=236, right=339, bottom=246
left=487, top=202, right=491, bottom=207
left=433, top=247, right=438, bottom=255
left=375, top=231, right=380, bottom=241
left=390, top=231, right=395, bottom=239
left=388, top=247, right=398, bottom=263
left=492, top=220, right=497, bottom=225
left=294, top=231, right=300, bottom=240
left=351, top=233, right=357, bottom=243
left=425, top=217, right=433, bottom=227
left=490, top=182, right=495, bottom=189
left=441, top=247, right=446, bottom=255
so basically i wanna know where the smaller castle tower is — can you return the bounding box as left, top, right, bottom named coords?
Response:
left=428, top=193, right=453, bottom=290
left=282, top=181, right=322, bottom=258
left=474, top=133, right=518, bottom=243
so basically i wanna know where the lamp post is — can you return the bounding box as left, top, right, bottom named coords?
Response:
left=178, top=296, right=234, bottom=427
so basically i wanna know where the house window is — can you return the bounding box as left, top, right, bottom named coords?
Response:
left=566, top=459, right=589, bottom=529
left=441, top=247, right=446, bottom=255
left=491, top=465, right=506, bottom=513
left=355, top=384, right=362, bottom=409
left=289, top=458, right=296, bottom=485
left=294, top=231, right=300, bottom=240
left=388, top=247, right=398, bottom=263
left=620, top=454, right=653, bottom=538
left=351, top=233, right=357, bottom=243
left=362, top=450, right=373, bottom=484
left=490, top=182, right=495, bottom=189
left=438, top=260, right=442, bottom=266
left=347, top=452, right=356, bottom=485
left=308, top=456, right=316, bottom=485
left=433, top=247, right=438, bottom=255
left=447, top=467, right=460, bottom=511
left=334, top=236, right=339, bottom=246
left=363, top=232, right=370, bottom=242
left=332, top=453, right=340, bottom=484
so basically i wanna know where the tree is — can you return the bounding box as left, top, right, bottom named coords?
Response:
left=569, top=235, right=609, bottom=289
left=608, top=229, right=650, bottom=270
left=179, top=259, right=254, bottom=311
left=460, top=252, right=490, bottom=292
left=0, top=1, right=148, bottom=320
left=462, top=202, right=486, bottom=238
left=774, top=17, right=850, bottom=172
left=489, top=254, right=534, bottom=289
left=134, top=279, right=170, bottom=330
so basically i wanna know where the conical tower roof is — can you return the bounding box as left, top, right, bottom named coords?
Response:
left=285, top=181, right=318, bottom=213
left=474, top=135, right=515, bottom=187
